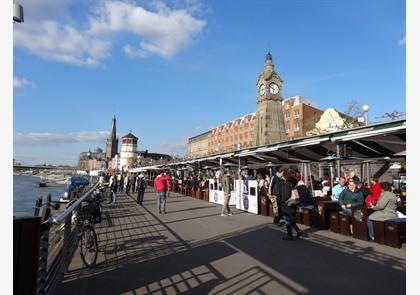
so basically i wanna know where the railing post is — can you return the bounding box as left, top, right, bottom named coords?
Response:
left=62, top=214, right=73, bottom=270
left=37, top=222, right=50, bottom=295
left=34, top=197, right=42, bottom=217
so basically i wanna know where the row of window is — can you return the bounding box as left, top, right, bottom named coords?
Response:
left=285, top=121, right=300, bottom=132
left=284, top=109, right=300, bottom=121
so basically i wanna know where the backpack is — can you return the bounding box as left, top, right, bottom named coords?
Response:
left=139, top=178, right=147, bottom=190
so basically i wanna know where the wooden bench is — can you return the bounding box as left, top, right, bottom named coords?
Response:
left=371, top=220, right=386, bottom=244
left=339, top=214, right=352, bottom=236
left=351, top=208, right=374, bottom=241
left=329, top=212, right=340, bottom=233
left=315, top=200, right=340, bottom=230
left=294, top=211, right=303, bottom=224
left=385, top=218, right=406, bottom=248
left=302, top=207, right=317, bottom=226
left=259, top=195, right=269, bottom=216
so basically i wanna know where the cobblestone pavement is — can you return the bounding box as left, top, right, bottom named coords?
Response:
left=55, top=189, right=405, bottom=295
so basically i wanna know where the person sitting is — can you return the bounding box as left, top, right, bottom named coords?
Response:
left=365, top=177, right=382, bottom=207
left=296, top=180, right=316, bottom=210
left=331, top=177, right=346, bottom=201
left=367, top=182, right=399, bottom=240
left=338, top=178, right=364, bottom=216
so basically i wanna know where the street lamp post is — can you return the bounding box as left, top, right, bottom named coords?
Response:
left=362, top=105, right=369, bottom=126
left=13, top=3, right=24, bottom=23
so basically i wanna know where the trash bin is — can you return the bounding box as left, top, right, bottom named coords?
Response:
left=259, top=195, right=269, bottom=216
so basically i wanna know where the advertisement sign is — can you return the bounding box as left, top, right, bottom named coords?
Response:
left=209, top=178, right=236, bottom=206
left=236, top=180, right=259, bottom=214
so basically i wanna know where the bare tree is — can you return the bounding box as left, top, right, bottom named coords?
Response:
left=341, top=99, right=364, bottom=128
left=375, top=110, right=406, bottom=122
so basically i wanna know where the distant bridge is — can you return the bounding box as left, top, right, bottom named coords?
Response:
left=13, top=165, right=76, bottom=171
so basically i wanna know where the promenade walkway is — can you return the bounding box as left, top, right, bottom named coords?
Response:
left=55, top=189, right=405, bottom=295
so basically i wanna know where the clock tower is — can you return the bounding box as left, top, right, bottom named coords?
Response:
left=253, top=52, right=287, bottom=146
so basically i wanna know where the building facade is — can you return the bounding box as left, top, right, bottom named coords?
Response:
left=307, top=108, right=361, bottom=135
left=208, top=113, right=256, bottom=154
left=187, top=131, right=210, bottom=157
left=186, top=53, right=328, bottom=158
left=77, top=147, right=107, bottom=170
left=282, top=96, right=323, bottom=139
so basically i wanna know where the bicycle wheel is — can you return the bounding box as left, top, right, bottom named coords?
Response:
left=80, top=226, right=98, bottom=267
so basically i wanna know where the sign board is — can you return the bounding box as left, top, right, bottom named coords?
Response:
left=89, top=170, right=99, bottom=176
left=209, top=179, right=236, bottom=206
left=236, top=180, right=259, bottom=214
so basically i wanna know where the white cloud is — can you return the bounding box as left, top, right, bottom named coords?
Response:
left=14, top=0, right=206, bottom=67
left=89, top=0, right=206, bottom=58
left=158, top=137, right=187, bottom=156
left=13, top=76, right=36, bottom=88
left=398, top=36, right=406, bottom=46
left=14, top=131, right=109, bottom=145
left=14, top=20, right=111, bottom=67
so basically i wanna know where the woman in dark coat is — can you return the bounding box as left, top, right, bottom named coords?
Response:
left=280, top=171, right=303, bottom=240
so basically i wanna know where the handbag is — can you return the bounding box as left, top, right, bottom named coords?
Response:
left=286, top=189, right=300, bottom=206
left=286, top=198, right=300, bottom=207
left=353, top=209, right=363, bottom=222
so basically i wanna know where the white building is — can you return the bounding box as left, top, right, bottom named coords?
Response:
left=120, top=132, right=138, bottom=170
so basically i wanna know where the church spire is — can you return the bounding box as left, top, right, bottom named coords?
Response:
left=105, top=115, right=119, bottom=162
left=110, top=115, right=117, bottom=141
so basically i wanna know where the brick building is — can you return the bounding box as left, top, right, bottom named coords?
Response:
left=282, top=96, right=323, bottom=139
left=187, top=96, right=324, bottom=157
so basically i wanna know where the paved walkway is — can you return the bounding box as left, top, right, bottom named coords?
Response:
left=55, top=189, right=405, bottom=295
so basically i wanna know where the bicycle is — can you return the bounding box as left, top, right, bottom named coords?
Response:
left=74, top=193, right=102, bottom=268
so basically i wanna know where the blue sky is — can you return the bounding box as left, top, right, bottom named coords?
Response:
left=13, top=0, right=406, bottom=165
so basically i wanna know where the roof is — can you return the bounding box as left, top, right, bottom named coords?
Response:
left=170, top=119, right=406, bottom=168
left=121, top=132, right=138, bottom=139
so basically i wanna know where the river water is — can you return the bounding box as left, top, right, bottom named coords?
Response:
left=13, top=175, right=67, bottom=217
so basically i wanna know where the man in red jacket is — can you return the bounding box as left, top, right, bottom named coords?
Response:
left=154, top=171, right=167, bottom=214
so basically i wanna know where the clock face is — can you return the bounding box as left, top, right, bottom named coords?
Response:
left=269, top=83, right=279, bottom=94
left=259, top=84, right=266, bottom=96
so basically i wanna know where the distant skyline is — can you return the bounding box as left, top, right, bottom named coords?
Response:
left=13, top=0, right=406, bottom=165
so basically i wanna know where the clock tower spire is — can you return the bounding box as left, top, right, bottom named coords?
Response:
left=253, top=52, right=287, bottom=146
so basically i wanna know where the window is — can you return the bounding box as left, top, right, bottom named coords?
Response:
left=294, top=109, right=300, bottom=118
left=328, top=122, right=338, bottom=130
left=294, top=122, right=300, bottom=131
left=285, top=124, right=290, bottom=133
left=285, top=112, right=290, bottom=121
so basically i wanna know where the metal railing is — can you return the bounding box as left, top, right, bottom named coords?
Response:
left=37, top=182, right=99, bottom=295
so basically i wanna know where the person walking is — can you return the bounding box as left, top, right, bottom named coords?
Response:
left=268, top=168, right=285, bottom=224
left=136, top=172, right=147, bottom=205
left=124, top=173, right=130, bottom=194
left=154, top=172, right=167, bottom=214
left=221, top=171, right=233, bottom=216
left=108, top=173, right=117, bottom=204
left=129, top=173, right=136, bottom=193
left=117, top=172, right=123, bottom=192
left=280, top=171, right=303, bottom=240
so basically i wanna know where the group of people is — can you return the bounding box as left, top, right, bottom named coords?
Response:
left=99, top=166, right=402, bottom=242
left=331, top=175, right=401, bottom=240
left=99, top=171, right=148, bottom=205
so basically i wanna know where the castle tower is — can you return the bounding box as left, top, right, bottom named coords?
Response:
left=253, top=52, right=287, bottom=146
left=105, top=115, right=119, bottom=161
left=120, top=132, right=138, bottom=169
